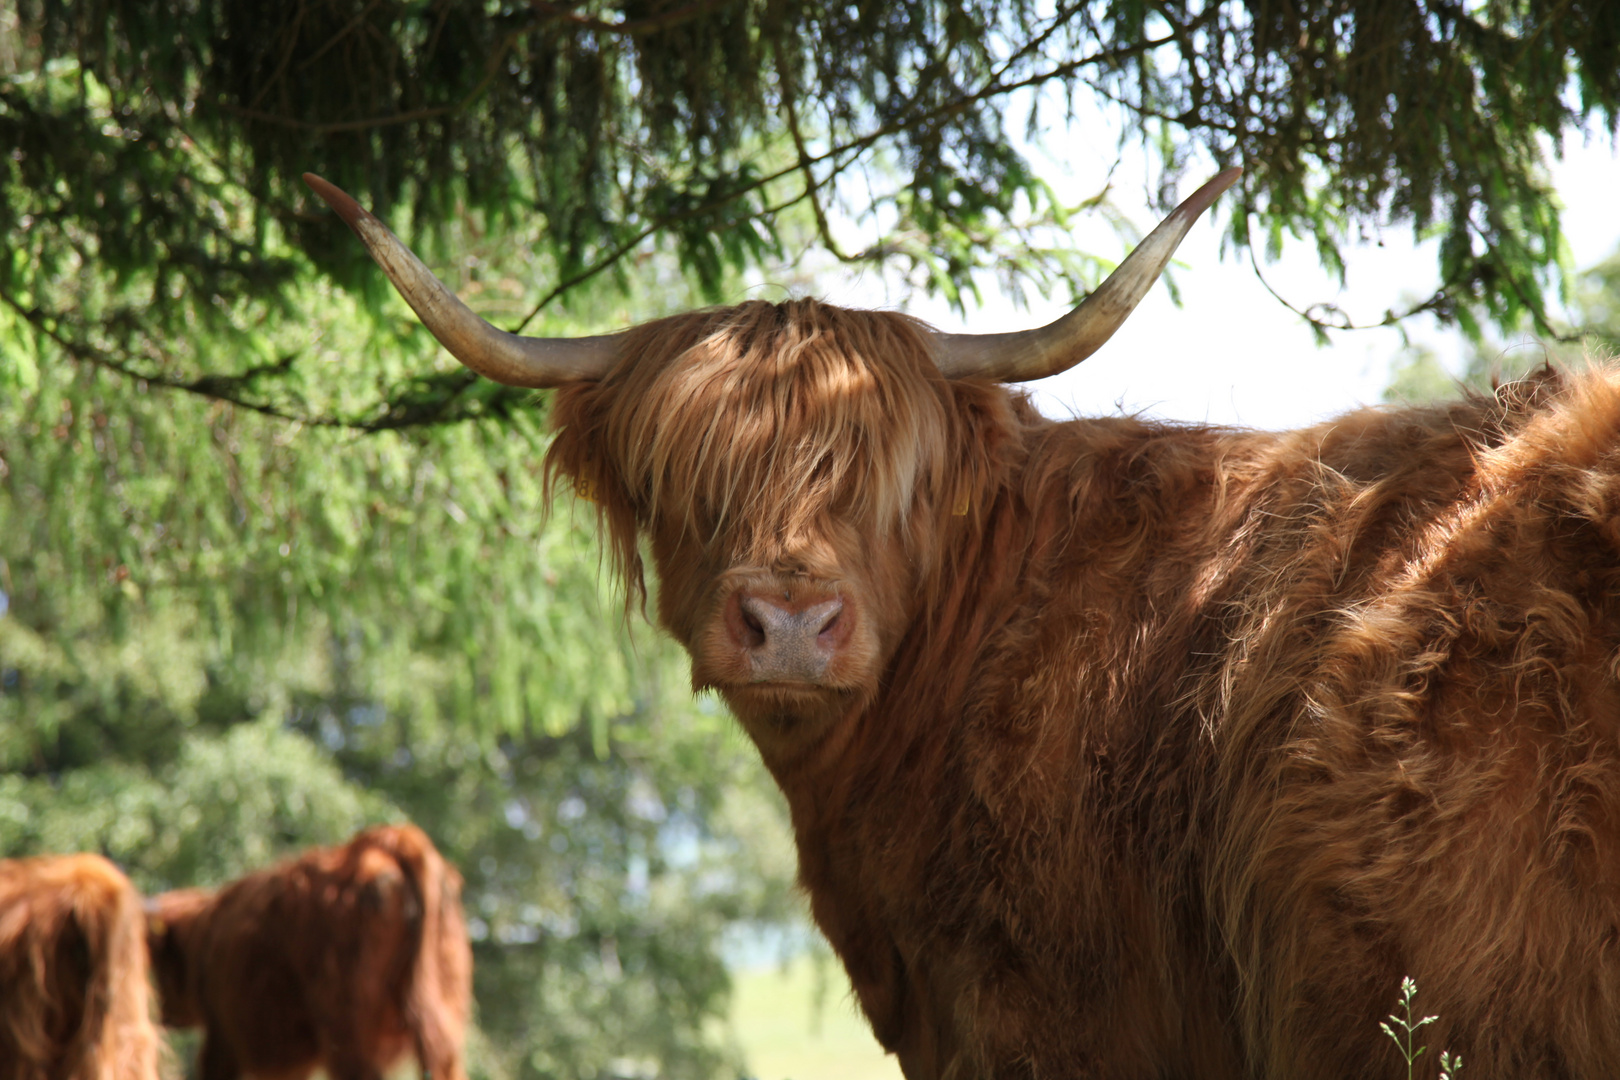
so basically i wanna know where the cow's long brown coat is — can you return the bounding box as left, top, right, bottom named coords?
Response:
left=0, top=854, right=161, bottom=1080
left=544, top=302, right=1620, bottom=1078
left=146, top=824, right=471, bottom=1080
left=301, top=166, right=1620, bottom=1077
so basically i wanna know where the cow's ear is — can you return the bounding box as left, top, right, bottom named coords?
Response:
left=544, top=381, right=613, bottom=504
left=587, top=464, right=649, bottom=616
left=943, top=378, right=1022, bottom=517
left=543, top=382, right=649, bottom=612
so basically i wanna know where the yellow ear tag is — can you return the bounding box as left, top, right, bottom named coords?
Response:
left=951, top=490, right=970, bottom=516
left=575, top=475, right=598, bottom=503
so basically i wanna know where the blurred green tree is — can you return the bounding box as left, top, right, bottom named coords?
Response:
left=1383, top=247, right=1620, bottom=404
left=3, top=0, right=1618, bottom=430
left=0, top=185, right=802, bottom=1080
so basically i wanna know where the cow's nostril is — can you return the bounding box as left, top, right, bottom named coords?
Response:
left=739, top=606, right=766, bottom=649
left=816, top=606, right=843, bottom=640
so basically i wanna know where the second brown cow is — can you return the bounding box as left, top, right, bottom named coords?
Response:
left=146, top=823, right=471, bottom=1080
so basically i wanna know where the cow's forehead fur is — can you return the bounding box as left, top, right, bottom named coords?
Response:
left=548, top=298, right=965, bottom=583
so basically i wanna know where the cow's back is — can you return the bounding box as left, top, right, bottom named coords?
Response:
left=1198, top=369, right=1620, bottom=1077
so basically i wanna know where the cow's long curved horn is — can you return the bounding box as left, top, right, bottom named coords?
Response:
left=302, top=174, right=617, bottom=388
left=932, top=167, right=1242, bottom=381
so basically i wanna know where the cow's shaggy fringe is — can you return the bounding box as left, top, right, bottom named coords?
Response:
left=0, top=855, right=162, bottom=1080
left=546, top=295, right=1620, bottom=1077
left=548, top=300, right=978, bottom=608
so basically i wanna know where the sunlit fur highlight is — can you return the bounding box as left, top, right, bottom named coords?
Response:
left=545, top=293, right=1620, bottom=1078
left=0, top=855, right=161, bottom=1080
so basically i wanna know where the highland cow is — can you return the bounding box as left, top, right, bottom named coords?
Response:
left=146, top=824, right=471, bottom=1080
left=308, top=166, right=1620, bottom=1078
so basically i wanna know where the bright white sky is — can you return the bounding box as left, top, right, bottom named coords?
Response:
left=813, top=124, right=1620, bottom=432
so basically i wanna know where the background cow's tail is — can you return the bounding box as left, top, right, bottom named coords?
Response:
left=386, top=825, right=472, bottom=1080
left=71, top=861, right=163, bottom=1080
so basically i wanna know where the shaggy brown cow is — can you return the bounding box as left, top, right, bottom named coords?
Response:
left=308, top=167, right=1620, bottom=1078
left=0, top=854, right=161, bottom=1080
left=145, top=824, right=471, bottom=1080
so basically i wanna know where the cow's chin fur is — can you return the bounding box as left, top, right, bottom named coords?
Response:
left=709, top=681, right=867, bottom=763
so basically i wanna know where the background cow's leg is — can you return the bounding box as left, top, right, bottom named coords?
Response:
left=198, top=1032, right=240, bottom=1080
left=321, top=1047, right=386, bottom=1080
left=415, top=1029, right=468, bottom=1080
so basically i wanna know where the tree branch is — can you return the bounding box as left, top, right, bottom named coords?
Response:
left=526, top=0, right=738, bottom=37
left=0, top=285, right=542, bottom=433
left=10, top=26, right=1241, bottom=428
left=510, top=32, right=1185, bottom=330
left=1242, top=237, right=1583, bottom=345
left=224, top=21, right=529, bottom=135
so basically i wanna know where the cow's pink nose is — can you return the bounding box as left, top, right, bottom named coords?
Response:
left=730, top=594, right=845, bottom=683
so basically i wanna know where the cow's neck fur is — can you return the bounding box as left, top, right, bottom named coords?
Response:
left=757, top=394, right=1251, bottom=1074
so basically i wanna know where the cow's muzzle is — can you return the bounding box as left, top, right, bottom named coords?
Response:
left=725, top=590, right=848, bottom=684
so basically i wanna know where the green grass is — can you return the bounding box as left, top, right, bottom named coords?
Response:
left=727, top=963, right=1464, bottom=1079
left=725, top=954, right=904, bottom=1080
